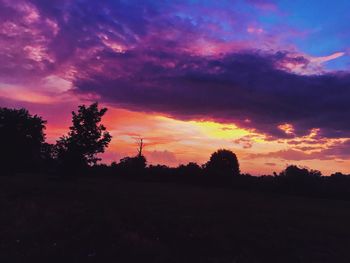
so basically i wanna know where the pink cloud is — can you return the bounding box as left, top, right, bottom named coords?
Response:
left=145, top=150, right=178, bottom=166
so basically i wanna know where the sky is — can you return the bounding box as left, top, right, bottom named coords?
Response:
left=1, top=0, right=350, bottom=175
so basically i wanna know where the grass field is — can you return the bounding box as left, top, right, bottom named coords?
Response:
left=1, top=175, right=350, bottom=263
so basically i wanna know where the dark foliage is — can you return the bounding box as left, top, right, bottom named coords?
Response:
left=279, top=165, right=322, bottom=178
left=177, top=162, right=202, bottom=177
left=204, top=149, right=240, bottom=177
left=116, top=155, right=147, bottom=176
left=0, top=107, right=46, bottom=174
left=40, top=142, right=56, bottom=172
left=54, top=102, right=112, bottom=174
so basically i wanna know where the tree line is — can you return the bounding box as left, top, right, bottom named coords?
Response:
left=0, top=103, right=111, bottom=175
left=1, top=103, right=350, bottom=199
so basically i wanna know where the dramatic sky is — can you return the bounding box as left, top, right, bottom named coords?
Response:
left=1, top=0, right=350, bottom=174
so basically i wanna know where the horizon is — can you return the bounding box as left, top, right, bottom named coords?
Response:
left=1, top=0, right=350, bottom=175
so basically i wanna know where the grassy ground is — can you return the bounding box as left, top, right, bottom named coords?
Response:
left=1, top=175, right=350, bottom=263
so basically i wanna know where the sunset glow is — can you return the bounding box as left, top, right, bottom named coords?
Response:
left=1, top=0, right=350, bottom=175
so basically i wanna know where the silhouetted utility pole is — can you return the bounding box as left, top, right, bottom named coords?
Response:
left=137, top=138, right=144, bottom=157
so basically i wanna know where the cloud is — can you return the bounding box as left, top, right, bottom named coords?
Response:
left=0, top=0, right=59, bottom=82
left=0, top=0, right=299, bottom=83
left=1, top=0, right=350, bottom=142
left=145, top=150, right=178, bottom=166
left=234, top=135, right=254, bottom=149
left=250, top=139, right=350, bottom=161
left=322, top=139, right=350, bottom=159
left=75, top=50, right=350, bottom=140
left=246, top=0, right=278, bottom=11
left=249, top=149, right=324, bottom=161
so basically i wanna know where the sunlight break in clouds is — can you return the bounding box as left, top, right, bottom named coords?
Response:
left=1, top=0, right=350, bottom=174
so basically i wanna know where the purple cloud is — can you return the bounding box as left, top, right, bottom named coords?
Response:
left=1, top=0, right=350, bottom=142
left=74, top=50, right=350, bottom=139
left=250, top=140, right=350, bottom=161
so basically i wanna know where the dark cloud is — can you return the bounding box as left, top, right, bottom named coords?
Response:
left=294, top=146, right=324, bottom=152
left=75, top=50, right=350, bottom=139
left=322, top=140, right=350, bottom=158
left=234, top=135, right=254, bottom=149
left=2, top=0, right=350, bottom=141
left=250, top=140, right=350, bottom=161
left=249, top=149, right=325, bottom=161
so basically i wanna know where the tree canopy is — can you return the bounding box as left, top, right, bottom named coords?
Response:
left=55, top=102, right=112, bottom=171
left=205, top=149, right=240, bottom=176
left=0, top=107, right=46, bottom=173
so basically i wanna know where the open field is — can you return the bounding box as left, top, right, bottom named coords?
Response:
left=1, top=175, right=350, bottom=263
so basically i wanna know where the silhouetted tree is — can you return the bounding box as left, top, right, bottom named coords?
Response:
left=279, top=165, right=321, bottom=179
left=55, top=103, right=111, bottom=174
left=277, top=165, right=322, bottom=194
left=147, top=164, right=173, bottom=177
left=40, top=143, right=56, bottom=171
left=115, top=138, right=147, bottom=176
left=116, top=155, right=147, bottom=177
left=119, top=155, right=147, bottom=170
left=328, top=172, right=350, bottom=185
left=137, top=138, right=144, bottom=158
left=177, top=162, right=202, bottom=177
left=330, top=172, right=349, bottom=178
left=205, top=149, right=240, bottom=176
left=111, top=161, right=118, bottom=168
left=0, top=107, right=46, bottom=174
